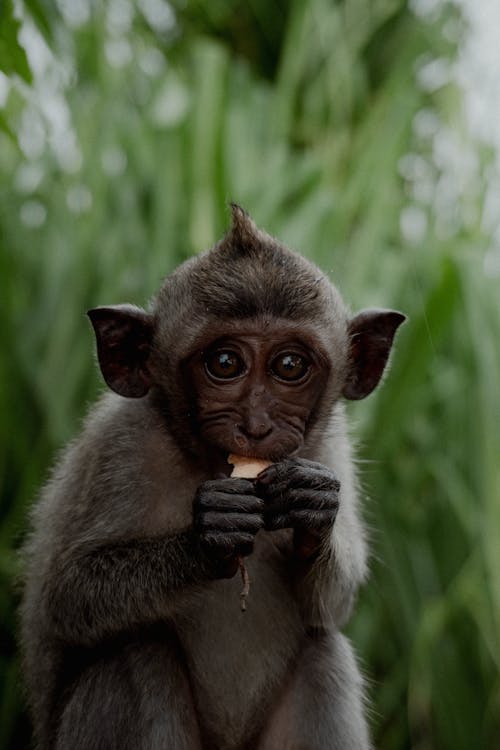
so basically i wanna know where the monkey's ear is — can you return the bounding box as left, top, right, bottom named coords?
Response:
left=342, top=309, right=406, bottom=400
left=87, top=305, right=154, bottom=398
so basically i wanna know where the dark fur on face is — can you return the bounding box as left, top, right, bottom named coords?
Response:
left=184, top=321, right=332, bottom=462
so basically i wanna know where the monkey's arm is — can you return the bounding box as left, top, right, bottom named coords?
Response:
left=41, top=476, right=263, bottom=647
left=258, top=455, right=367, bottom=628
left=43, top=532, right=218, bottom=647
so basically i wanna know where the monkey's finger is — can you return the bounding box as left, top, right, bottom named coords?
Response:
left=258, top=463, right=339, bottom=495
left=266, top=489, right=339, bottom=514
left=199, top=511, right=264, bottom=534
left=256, top=460, right=294, bottom=486
left=265, top=507, right=338, bottom=532
left=288, top=509, right=338, bottom=529
left=195, top=492, right=264, bottom=514
left=199, top=478, right=256, bottom=495
left=296, top=469, right=340, bottom=492
left=260, top=474, right=340, bottom=503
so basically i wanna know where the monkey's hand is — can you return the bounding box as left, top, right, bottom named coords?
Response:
left=257, top=458, right=340, bottom=561
left=193, top=478, right=265, bottom=578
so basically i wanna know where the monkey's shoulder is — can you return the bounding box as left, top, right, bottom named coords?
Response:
left=30, top=393, right=199, bottom=547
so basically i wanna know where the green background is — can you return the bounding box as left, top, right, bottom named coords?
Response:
left=1, top=1, right=499, bottom=748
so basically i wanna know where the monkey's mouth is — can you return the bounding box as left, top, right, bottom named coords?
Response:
left=234, top=429, right=304, bottom=462
left=224, top=435, right=302, bottom=463
left=199, top=422, right=303, bottom=463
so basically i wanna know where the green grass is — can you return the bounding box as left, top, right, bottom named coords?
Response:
left=1, top=1, right=499, bottom=748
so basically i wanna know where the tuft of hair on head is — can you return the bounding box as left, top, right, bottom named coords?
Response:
left=227, top=203, right=261, bottom=255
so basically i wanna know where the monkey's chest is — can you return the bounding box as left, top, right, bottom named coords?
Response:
left=176, top=546, right=304, bottom=748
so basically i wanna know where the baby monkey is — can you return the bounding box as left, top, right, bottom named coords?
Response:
left=21, top=205, right=405, bottom=750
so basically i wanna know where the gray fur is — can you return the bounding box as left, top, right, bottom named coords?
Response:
left=17, top=206, right=401, bottom=749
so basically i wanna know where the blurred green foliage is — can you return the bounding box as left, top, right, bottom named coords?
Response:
left=1, top=1, right=499, bottom=749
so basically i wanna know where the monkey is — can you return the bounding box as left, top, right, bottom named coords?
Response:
left=20, top=204, right=405, bottom=750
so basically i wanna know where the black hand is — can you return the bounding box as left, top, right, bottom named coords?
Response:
left=256, top=458, right=340, bottom=535
left=193, top=477, right=264, bottom=573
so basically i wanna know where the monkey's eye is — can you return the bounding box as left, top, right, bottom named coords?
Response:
left=271, top=353, right=310, bottom=382
left=205, top=350, right=245, bottom=380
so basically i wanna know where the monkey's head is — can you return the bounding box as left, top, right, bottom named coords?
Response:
left=89, top=205, right=405, bottom=464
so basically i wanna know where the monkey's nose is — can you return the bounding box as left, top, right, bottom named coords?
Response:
left=239, top=415, right=273, bottom=440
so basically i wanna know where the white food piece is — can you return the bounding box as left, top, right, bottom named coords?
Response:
left=228, top=454, right=272, bottom=479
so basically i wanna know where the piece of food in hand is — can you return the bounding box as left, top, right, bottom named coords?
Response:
left=227, top=454, right=272, bottom=612
left=227, top=454, right=272, bottom=478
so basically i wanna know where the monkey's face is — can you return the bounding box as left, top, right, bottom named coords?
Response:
left=185, top=319, right=331, bottom=462
left=88, top=205, right=405, bottom=465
